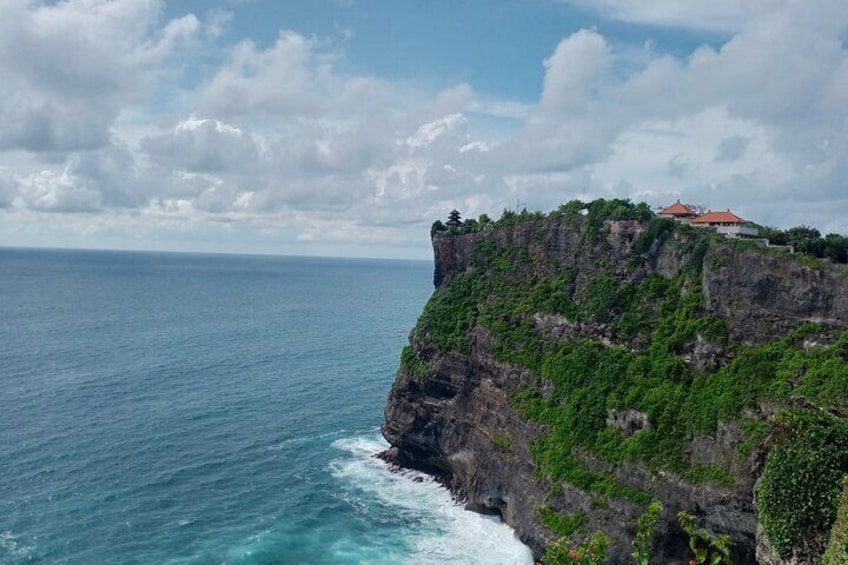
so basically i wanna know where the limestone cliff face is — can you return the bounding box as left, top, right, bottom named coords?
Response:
left=382, top=215, right=848, bottom=564
left=431, top=219, right=848, bottom=345
left=701, top=246, right=848, bottom=345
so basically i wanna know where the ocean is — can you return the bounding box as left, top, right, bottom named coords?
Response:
left=0, top=248, right=533, bottom=564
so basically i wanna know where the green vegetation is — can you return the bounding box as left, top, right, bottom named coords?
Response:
left=678, top=510, right=734, bottom=564
left=540, top=502, right=730, bottom=565
left=541, top=532, right=609, bottom=565
left=757, top=410, right=848, bottom=556
left=417, top=210, right=848, bottom=486
left=822, top=477, right=848, bottom=565
left=399, top=345, right=429, bottom=379
left=760, top=225, right=848, bottom=264
left=491, top=432, right=514, bottom=451
left=632, top=501, right=664, bottom=565
left=412, top=200, right=848, bottom=558
left=632, top=218, right=675, bottom=255
left=430, top=198, right=652, bottom=238
left=538, top=506, right=587, bottom=538
left=726, top=236, right=843, bottom=271
left=682, top=465, right=735, bottom=488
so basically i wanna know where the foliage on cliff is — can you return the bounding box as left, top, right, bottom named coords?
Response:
left=407, top=200, right=848, bottom=559
left=431, top=198, right=652, bottom=238
left=822, top=477, right=848, bottom=565
left=759, top=224, right=848, bottom=264
left=758, top=410, right=848, bottom=556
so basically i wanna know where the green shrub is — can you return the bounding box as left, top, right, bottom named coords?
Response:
left=541, top=532, right=609, bottom=565
left=400, top=345, right=429, bottom=378
left=678, top=510, right=734, bottom=564
left=822, top=477, right=848, bottom=565
left=758, top=410, right=848, bottom=556
left=538, top=507, right=587, bottom=538
left=633, top=218, right=675, bottom=255
left=632, top=501, right=664, bottom=565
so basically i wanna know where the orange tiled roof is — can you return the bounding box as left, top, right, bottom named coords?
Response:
left=690, top=210, right=748, bottom=224
left=659, top=200, right=695, bottom=216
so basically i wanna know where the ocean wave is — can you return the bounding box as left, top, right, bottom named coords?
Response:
left=329, top=435, right=534, bottom=565
left=0, top=531, right=36, bottom=560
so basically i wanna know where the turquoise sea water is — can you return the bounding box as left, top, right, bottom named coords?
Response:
left=0, top=248, right=532, bottom=564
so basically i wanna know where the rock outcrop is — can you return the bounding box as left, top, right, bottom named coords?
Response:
left=383, top=213, right=848, bottom=564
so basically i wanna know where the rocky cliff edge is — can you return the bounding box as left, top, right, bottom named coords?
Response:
left=383, top=210, right=848, bottom=564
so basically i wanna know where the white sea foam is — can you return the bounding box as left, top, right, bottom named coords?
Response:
left=0, top=531, right=35, bottom=558
left=329, top=435, right=534, bottom=565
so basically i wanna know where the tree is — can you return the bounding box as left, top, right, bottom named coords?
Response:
left=685, top=203, right=708, bottom=215
left=557, top=200, right=586, bottom=217
left=786, top=226, right=825, bottom=257
left=824, top=234, right=848, bottom=264
left=760, top=226, right=788, bottom=246
left=499, top=208, right=518, bottom=225
left=430, top=220, right=446, bottom=236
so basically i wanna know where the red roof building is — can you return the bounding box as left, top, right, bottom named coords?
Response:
left=690, top=209, right=759, bottom=238
left=690, top=209, right=748, bottom=226
left=659, top=200, right=696, bottom=219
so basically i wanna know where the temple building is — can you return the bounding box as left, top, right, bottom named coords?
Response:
left=659, top=201, right=759, bottom=238
left=658, top=200, right=697, bottom=221
left=446, top=209, right=463, bottom=228
left=690, top=209, right=759, bottom=238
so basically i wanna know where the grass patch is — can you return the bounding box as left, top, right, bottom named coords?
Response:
left=538, top=507, right=587, bottom=538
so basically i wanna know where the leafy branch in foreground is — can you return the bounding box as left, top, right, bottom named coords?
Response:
left=632, top=501, right=664, bottom=565
left=678, top=510, right=733, bottom=564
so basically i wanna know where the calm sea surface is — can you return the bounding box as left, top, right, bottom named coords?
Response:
left=0, top=248, right=532, bottom=564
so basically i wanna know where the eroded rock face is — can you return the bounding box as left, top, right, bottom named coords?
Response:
left=607, top=409, right=652, bottom=437
left=384, top=219, right=848, bottom=563
left=382, top=347, right=552, bottom=556
left=383, top=345, right=760, bottom=563
left=701, top=247, right=848, bottom=345
left=433, top=221, right=848, bottom=349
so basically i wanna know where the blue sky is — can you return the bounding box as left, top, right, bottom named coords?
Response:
left=165, top=1, right=726, bottom=102
left=1, top=0, right=847, bottom=258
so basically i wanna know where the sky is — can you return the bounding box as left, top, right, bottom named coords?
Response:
left=0, top=0, right=847, bottom=259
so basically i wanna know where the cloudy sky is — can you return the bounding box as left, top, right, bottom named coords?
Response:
left=1, top=0, right=847, bottom=259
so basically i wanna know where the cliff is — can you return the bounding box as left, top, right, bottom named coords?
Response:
left=382, top=204, right=848, bottom=564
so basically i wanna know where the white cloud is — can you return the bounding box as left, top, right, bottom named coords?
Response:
left=537, top=30, right=611, bottom=120
left=405, top=114, right=466, bottom=149
left=198, top=30, right=397, bottom=122
left=2, top=1, right=848, bottom=256
left=141, top=117, right=263, bottom=174
left=565, top=0, right=778, bottom=32
left=15, top=169, right=101, bottom=213
left=0, top=0, right=202, bottom=154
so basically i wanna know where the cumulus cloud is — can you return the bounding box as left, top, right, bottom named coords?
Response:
left=15, top=169, right=101, bottom=213
left=198, top=30, right=396, bottom=122
left=0, top=0, right=201, bottom=153
left=2, top=0, right=848, bottom=256
left=141, top=117, right=263, bottom=174
left=536, top=29, right=611, bottom=119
